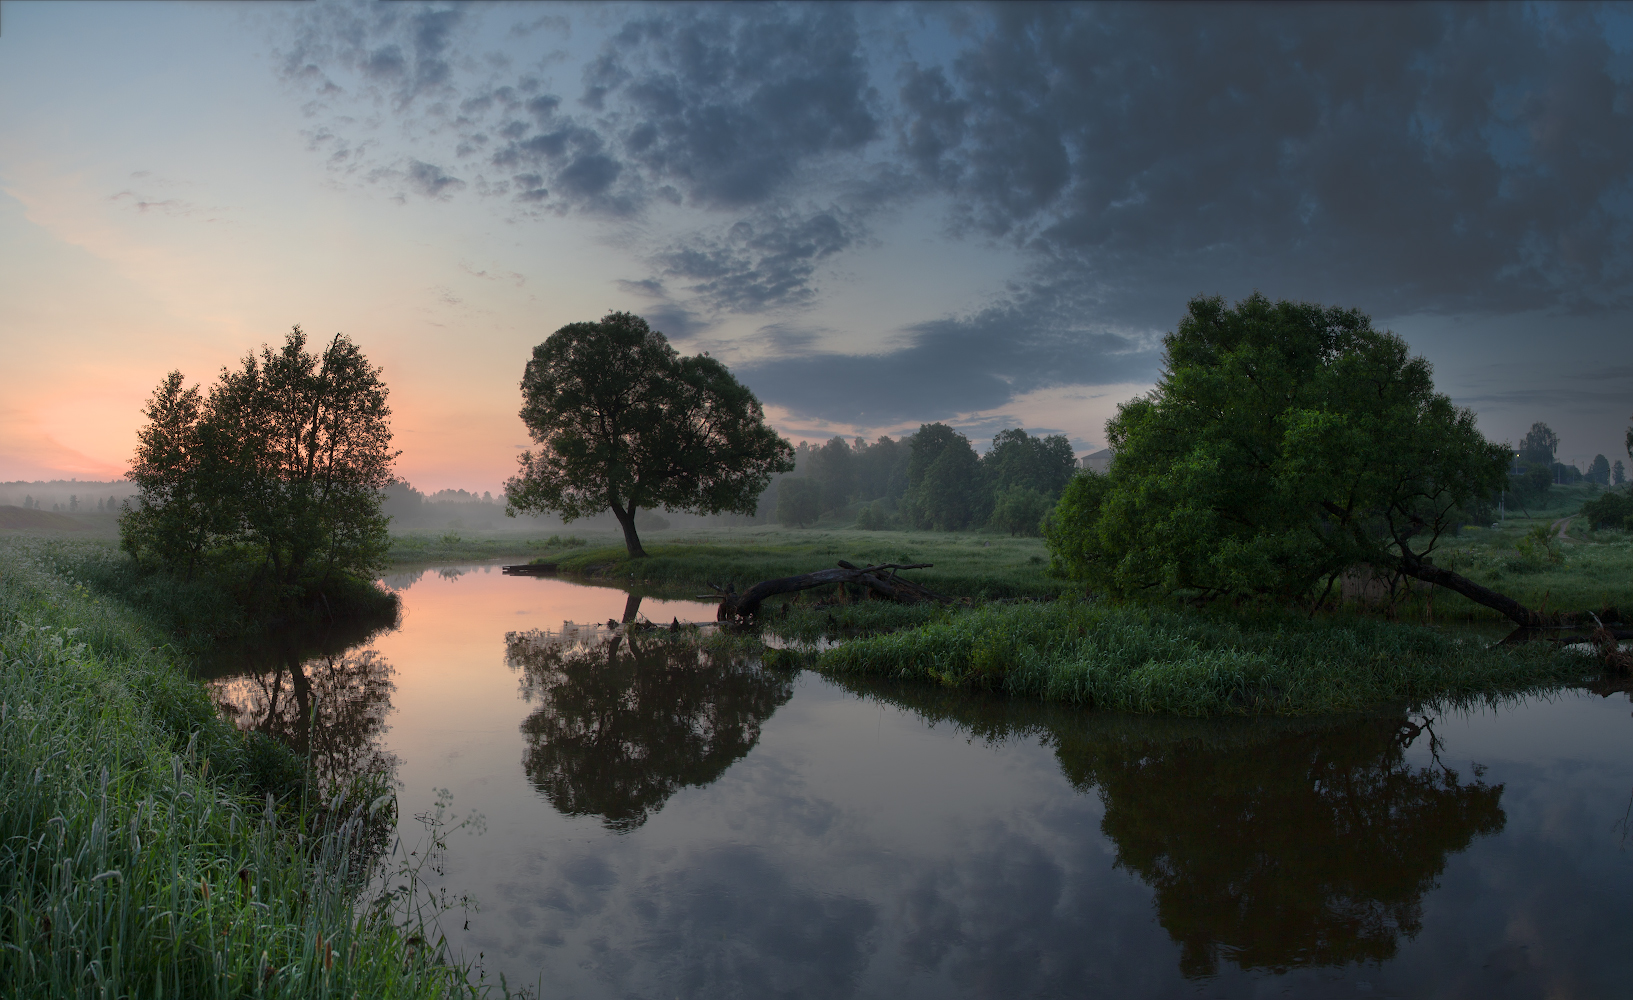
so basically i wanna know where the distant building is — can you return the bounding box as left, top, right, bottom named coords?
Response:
left=1076, top=448, right=1112, bottom=474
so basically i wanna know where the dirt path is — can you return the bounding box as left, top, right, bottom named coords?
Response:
left=1551, top=515, right=1576, bottom=543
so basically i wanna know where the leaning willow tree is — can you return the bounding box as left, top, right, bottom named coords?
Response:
left=1045, top=293, right=1545, bottom=626
left=505, top=312, right=794, bottom=558
left=122, top=326, right=397, bottom=590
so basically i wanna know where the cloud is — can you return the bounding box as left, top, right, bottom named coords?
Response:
left=899, top=4, right=1633, bottom=320
left=405, top=159, right=464, bottom=199
left=654, top=207, right=862, bottom=311
left=740, top=285, right=1158, bottom=426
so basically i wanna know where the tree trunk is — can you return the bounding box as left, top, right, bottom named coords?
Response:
left=610, top=503, right=647, bottom=559
left=1395, top=554, right=1540, bottom=627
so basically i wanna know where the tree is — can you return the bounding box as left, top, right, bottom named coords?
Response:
left=123, top=328, right=397, bottom=589
left=1589, top=454, right=1611, bottom=485
left=983, top=428, right=1077, bottom=498
left=810, top=436, right=856, bottom=512
left=1615, top=459, right=1626, bottom=485
left=1518, top=422, right=1558, bottom=469
left=1045, top=294, right=1545, bottom=625
left=989, top=485, right=1054, bottom=536
left=901, top=423, right=987, bottom=530
left=505, top=312, right=794, bottom=557
left=774, top=477, right=822, bottom=528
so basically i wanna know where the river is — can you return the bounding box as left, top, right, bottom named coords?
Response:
left=205, top=563, right=1633, bottom=998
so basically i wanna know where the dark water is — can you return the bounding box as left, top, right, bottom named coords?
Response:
left=208, top=564, right=1633, bottom=998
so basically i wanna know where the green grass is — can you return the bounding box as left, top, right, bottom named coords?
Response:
left=0, top=538, right=476, bottom=998
left=1416, top=517, right=1633, bottom=623
left=544, top=526, right=1060, bottom=600
left=806, top=598, right=1594, bottom=716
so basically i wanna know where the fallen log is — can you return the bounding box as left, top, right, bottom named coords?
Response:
left=714, top=561, right=949, bottom=622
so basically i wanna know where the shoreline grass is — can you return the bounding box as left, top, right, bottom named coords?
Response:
left=797, top=598, right=1597, bottom=717
left=0, top=539, right=473, bottom=998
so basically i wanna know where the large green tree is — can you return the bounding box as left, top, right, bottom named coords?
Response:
left=1045, top=294, right=1542, bottom=625
left=505, top=312, right=794, bottom=557
left=123, top=327, right=396, bottom=589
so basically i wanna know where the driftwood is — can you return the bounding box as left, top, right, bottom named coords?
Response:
left=713, top=561, right=950, bottom=622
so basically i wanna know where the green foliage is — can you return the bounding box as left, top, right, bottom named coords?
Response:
left=989, top=485, right=1054, bottom=537
left=1588, top=453, right=1611, bottom=485
left=1581, top=489, right=1633, bottom=530
left=1518, top=421, right=1558, bottom=469
left=901, top=423, right=987, bottom=530
left=854, top=499, right=894, bottom=530
left=505, top=312, right=794, bottom=557
left=1044, top=294, right=1509, bottom=603
left=810, top=436, right=856, bottom=511
left=983, top=428, right=1076, bottom=497
left=817, top=598, right=1588, bottom=716
left=121, top=327, right=396, bottom=593
left=774, top=477, right=823, bottom=527
left=0, top=540, right=470, bottom=998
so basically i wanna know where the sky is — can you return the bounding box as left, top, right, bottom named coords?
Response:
left=3, top=1, right=1633, bottom=493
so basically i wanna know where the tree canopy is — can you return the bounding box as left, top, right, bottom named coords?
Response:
left=1045, top=294, right=1539, bottom=624
left=122, top=327, right=396, bottom=591
left=504, top=312, right=794, bottom=557
left=1518, top=421, right=1558, bottom=469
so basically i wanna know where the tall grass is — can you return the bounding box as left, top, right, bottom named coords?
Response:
left=0, top=539, right=474, bottom=998
left=814, top=598, right=1594, bottom=716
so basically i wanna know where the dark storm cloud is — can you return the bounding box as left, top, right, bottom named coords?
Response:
left=900, top=3, right=1633, bottom=321
left=741, top=284, right=1154, bottom=425
left=581, top=5, right=881, bottom=209
left=276, top=2, right=1633, bottom=427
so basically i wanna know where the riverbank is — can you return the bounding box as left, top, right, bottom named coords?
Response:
left=0, top=539, right=471, bottom=998
left=767, top=598, right=1597, bottom=716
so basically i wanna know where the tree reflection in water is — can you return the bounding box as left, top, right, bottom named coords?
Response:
left=506, top=624, right=794, bottom=832
left=207, top=623, right=401, bottom=794
left=827, top=677, right=1505, bottom=979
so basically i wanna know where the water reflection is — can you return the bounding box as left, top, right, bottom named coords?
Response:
left=829, top=678, right=1506, bottom=978
left=206, top=622, right=401, bottom=793
left=506, top=626, right=795, bottom=831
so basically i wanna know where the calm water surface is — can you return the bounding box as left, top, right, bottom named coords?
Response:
left=209, top=564, right=1633, bottom=999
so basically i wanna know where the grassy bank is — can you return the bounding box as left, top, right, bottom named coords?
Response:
left=549, top=528, right=1060, bottom=600
left=26, top=539, right=400, bottom=653
left=390, top=525, right=1059, bottom=599
left=0, top=539, right=471, bottom=998
left=799, top=598, right=1594, bottom=716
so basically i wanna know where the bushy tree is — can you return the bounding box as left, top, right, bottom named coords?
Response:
left=775, top=478, right=822, bottom=527
left=1045, top=294, right=1539, bottom=624
left=1588, top=454, right=1611, bottom=485
left=810, top=436, right=856, bottom=512
left=1615, top=459, right=1626, bottom=485
left=122, top=327, right=397, bottom=588
left=1518, top=422, right=1557, bottom=469
left=901, top=423, right=987, bottom=530
left=505, top=313, right=794, bottom=557
left=853, top=435, right=910, bottom=501
left=989, top=485, right=1054, bottom=536
left=983, top=428, right=1076, bottom=498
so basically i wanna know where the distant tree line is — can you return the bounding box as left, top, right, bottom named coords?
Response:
left=769, top=424, right=1076, bottom=535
